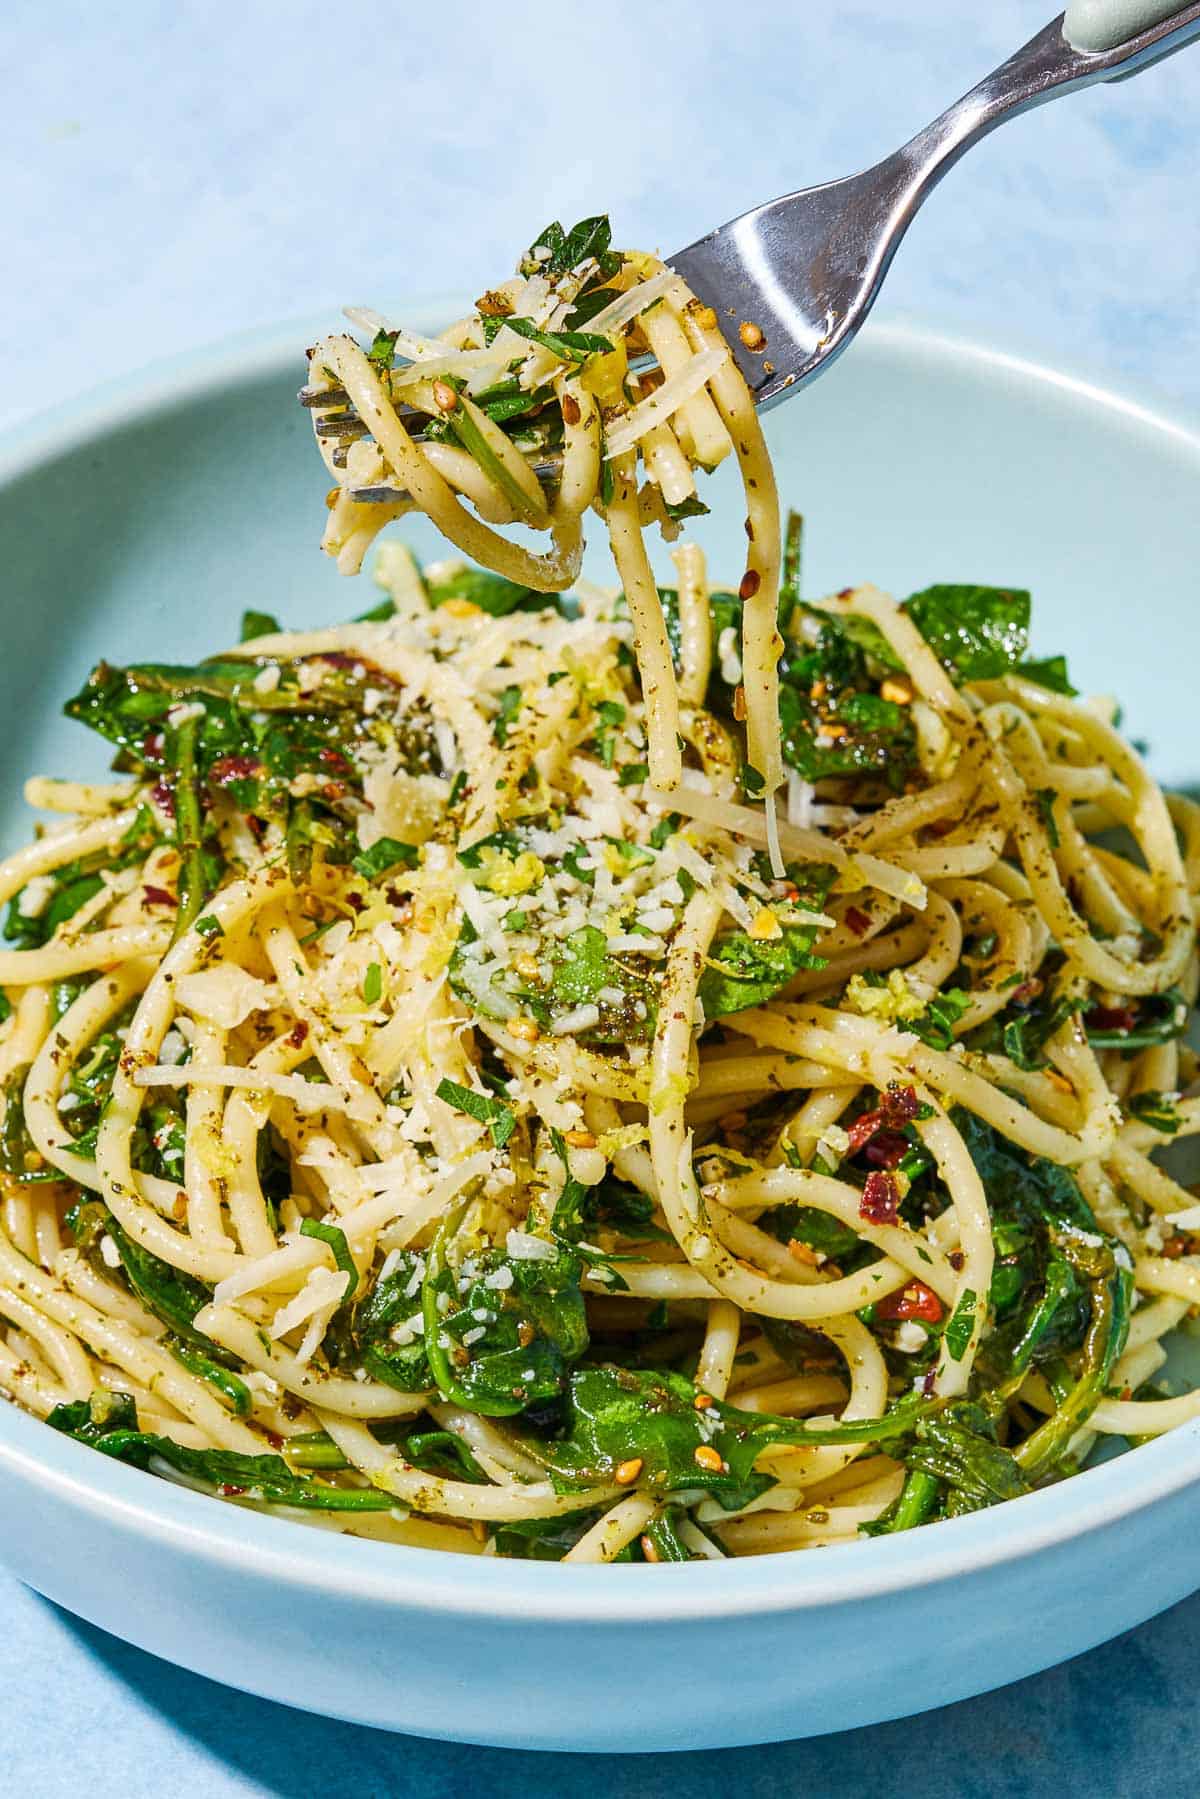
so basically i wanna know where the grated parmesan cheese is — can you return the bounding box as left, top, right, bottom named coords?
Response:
left=16, top=875, right=56, bottom=919
left=505, top=1229, right=557, bottom=1262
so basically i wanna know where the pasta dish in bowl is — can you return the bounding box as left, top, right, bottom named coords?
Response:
left=3, top=220, right=1198, bottom=1574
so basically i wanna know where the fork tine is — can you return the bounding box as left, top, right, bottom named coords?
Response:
left=347, top=485, right=407, bottom=503
left=346, top=453, right=563, bottom=505
left=298, top=385, right=350, bottom=409
left=301, top=387, right=434, bottom=440
left=314, top=416, right=371, bottom=441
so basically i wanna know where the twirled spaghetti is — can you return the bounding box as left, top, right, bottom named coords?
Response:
left=2, top=219, right=1199, bottom=1563
left=304, top=215, right=782, bottom=818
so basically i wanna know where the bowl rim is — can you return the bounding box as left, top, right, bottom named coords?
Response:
left=3, top=313, right=1200, bottom=1627
left=6, top=1376, right=1200, bottom=1624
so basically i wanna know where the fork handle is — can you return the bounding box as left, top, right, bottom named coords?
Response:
left=1065, top=0, right=1196, bottom=54
left=895, top=3, right=1200, bottom=207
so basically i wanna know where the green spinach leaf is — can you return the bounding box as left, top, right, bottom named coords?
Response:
left=421, top=1224, right=589, bottom=1419
left=530, top=1365, right=923, bottom=1511
left=47, top=1391, right=396, bottom=1511
left=902, top=584, right=1030, bottom=681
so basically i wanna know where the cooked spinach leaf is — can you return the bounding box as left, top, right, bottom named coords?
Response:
left=239, top=609, right=280, bottom=642
left=902, top=584, right=1030, bottom=681
left=521, top=216, right=621, bottom=280
left=48, top=1391, right=396, bottom=1511
left=435, top=1078, right=516, bottom=1149
left=425, top=564, right=543, bottom=617
left=777, top=622, right=917, bottom=790
left=1125, top=1090, right=1181, bottom=1135
left=0, top=1066, right=59, bottom=1184
left=63, top=651, right=439, bottom=890
left=867, top=1402, right=1028, bottom=1529
left=956, top=1110, right=1128, bottom=1413
left=698, top=918, right=828, bottom=1017
left=484, top=316, right=612, bottom=364
left=529, top=1364, right=924, bottom=1512
left=421, top=1212, right=589, bottom=1418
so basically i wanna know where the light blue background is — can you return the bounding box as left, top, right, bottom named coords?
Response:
left=3, top=1, right=1200, bottom=1792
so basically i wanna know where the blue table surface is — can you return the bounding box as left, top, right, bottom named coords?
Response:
left=4, top=1, right=1200, bottom=1791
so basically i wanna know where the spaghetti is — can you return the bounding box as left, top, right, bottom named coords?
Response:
left=1, top=219, right=1198, bottom=1562
left=304, top=215, right=782, bottom=817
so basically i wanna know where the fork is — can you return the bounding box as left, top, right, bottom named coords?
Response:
left=671, top=0, right=1200, bottom=409
left=309, top=0, right=1200, bottom=503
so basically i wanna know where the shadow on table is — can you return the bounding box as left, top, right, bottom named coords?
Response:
left=45, top=1589, right=1197, bottom=1799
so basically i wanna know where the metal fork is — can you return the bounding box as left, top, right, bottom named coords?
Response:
left=671, top=0, right=1200, bottom=409
left=312, top=0, right=1200, bottom=503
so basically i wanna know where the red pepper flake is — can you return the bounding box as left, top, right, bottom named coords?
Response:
left=264, top=1430, right=284, bottom=1450
left=875, top=1280, right=943, bottom=1323
left=739, top=569, right=761, bottom=602
left=150, top=778, right=174, bottom=816
left=846, top=1085, right=920, bottom=1155
left=1161, top=1234, right=1191, bottom=1259
left=844, top=905, right=872, bottom=938
left=318, top=747, right=352, bottom=772
left=217, top=1484, right=247, bottom=1497
left=142, top=885, right=175, bottom=909
left=859, top=1170, right=900, bottom=1224
left=948, top=1250, right=965, bottom=1273
left=208, top=753, right=263, bottom=787
left=345, top=891, right=365, bottom=914
left=1085, top=1004, right=1138, bottom=1034
left=288, top=1020, right=310, bottom=1049
left=846, top=1111, right=884, bottom=1155
left=884, top=1084, right=920, bottom=1124
left=143, top=730, right=165, bottom=762
left=864, top=1131, right=909, bottom=1169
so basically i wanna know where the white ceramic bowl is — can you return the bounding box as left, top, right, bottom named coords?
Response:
left=1, top=317, right=1199, bottom=1751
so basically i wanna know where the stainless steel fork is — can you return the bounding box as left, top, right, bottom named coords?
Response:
left=670, top=0, right=1200, bottom=409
